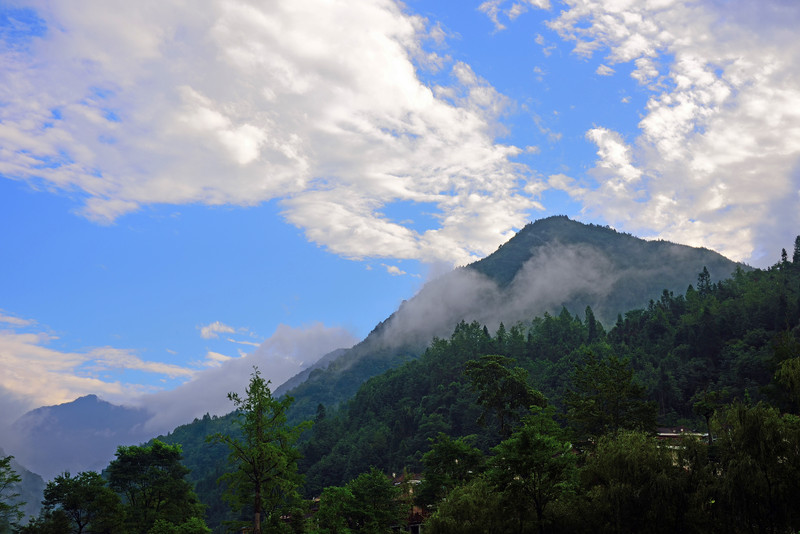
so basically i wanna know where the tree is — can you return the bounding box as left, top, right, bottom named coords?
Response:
left=710, top=401, right=800, bottom=533
left=697, top=266, right=712, bottom=296
left=793, top=235, right=800, bottom=264
left=580, top=431, right=692, bottom=534
left=41, top=471, right=123, bottom=534
left=691, top=388, right=728, bottom=445
left=0, top=456, right=22, bottom=533
left=107, top=440, right=205, bottom=533
left=425, top=476, right=508, bottom=534
left=564, top=349, right=656, bottom=440
left=487, top=407, right=576, bottom=534
left=311, top=486, right=354, bottom=534
left=312, top=468, right=407, bottom=534
left=464, top=355, right=546, bottom=437
left=208, top=368, right=309, bottom=534
left=416, top=433, right=485, bottom=509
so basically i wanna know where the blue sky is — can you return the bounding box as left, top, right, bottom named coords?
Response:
left=1, top=0, right=799, bottom=431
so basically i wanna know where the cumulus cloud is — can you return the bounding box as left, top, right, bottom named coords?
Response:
left=544, top=0, right=800, bottom=264
left=199, top=320, right=237, bottom=339
left=138, top=322, right=357, bottom=433
left=1, top=0, right=540, bottom=267
left=596, top=64, right=615, bottom=76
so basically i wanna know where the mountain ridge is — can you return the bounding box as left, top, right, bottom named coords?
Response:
left=278, top=215, right=743, bottom=423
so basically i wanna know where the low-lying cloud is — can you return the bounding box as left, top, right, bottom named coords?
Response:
left=0, top=319, right=356, bottom=477
left=379, top=242, right=619, bottom=348
left=137, top=322, right=357, bottom=433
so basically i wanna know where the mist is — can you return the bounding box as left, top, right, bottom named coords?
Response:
left=378, top=242, right=620, bottom=347
left=137, top=322, right=357, bottom=434
left=1, top=322, right=356, bottom=480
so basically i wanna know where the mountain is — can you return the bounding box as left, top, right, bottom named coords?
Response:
left=279, top=215, right=743, bottom=423
left=297, top=251, right=800, bottom=495
left=6, top=395, right=152, bottom=481
left=149, top=215, right=748, bottom=530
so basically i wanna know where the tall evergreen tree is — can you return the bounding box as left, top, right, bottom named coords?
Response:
left=209, top=368, right=308, bottom=534
left=793, top=235, right=800, bottom=264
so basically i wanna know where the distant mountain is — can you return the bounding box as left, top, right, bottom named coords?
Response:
left=0, top=447, right=45, bottom=522
left=280, top=215, right=743, bottom=423
left=7, top=395, right=152, bottom=481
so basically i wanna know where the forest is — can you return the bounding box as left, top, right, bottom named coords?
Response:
left=2, top=238, right=800, bottom=534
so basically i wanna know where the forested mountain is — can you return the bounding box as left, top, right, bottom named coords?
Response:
left=145, top=216, right=771, bottom=531
left=279, top=215, right=742, bottom=424
left=19, top=240, right=800, bottom=533
left=148, top=233, right=800, bottom=533
left=298, top=255, right=800, bottom=494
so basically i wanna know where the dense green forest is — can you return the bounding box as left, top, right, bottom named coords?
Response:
left=298, top=252, right=800, bottom=496
left=155, top=240, right=800, bottom=532
left=5, top=238, right=800, bottom=533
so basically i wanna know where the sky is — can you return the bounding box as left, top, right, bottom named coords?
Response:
left=1, top=0, right=799, bottom=431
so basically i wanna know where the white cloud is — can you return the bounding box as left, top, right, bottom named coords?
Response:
left=545, top=0, right=800, bottom=264
left=199, top=320, right=237, bottom=339
left=596, top=64, right=615, bottom=76
left=1, top=0, right=540, bottom=267
left=204, top=351, right=233, bottom=367
left=480, top=0, right=552, bottom=31
left=0, top=322, right=195, bottom=424
left=0, top=311, right=34, bottom=327
left=139, top=322, right=358, bottom=432
left=383, top=264, right=408, bottom=276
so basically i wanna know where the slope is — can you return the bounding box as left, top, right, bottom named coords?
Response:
left=280, top=215, right=742, bottom=424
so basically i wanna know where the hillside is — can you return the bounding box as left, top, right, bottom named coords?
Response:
left=280, top=215, right=742, bottom=424
left=298, top=248, right=798, bottom=494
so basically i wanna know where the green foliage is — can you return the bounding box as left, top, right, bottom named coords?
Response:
left=42, top=471, right=124, bottom=533
left=107, top=440, right=206, bottom=534
left=153, top=411, right=239, bottom=530
left=580, top=431, right=693, bottom=534
left=148, top=237, right=800, bottom=532
left=487, top=407, right=576, bottom=534
left=16, top=509, right=72, bottom=534
left=424, top=476, right=506, bottom=534
left=0, top=456, right=22, bottom=533
left=311, top=468, right=407, bottom=534
left=464, top=355, right=546, bottom=437
left=208, top=367, right=308, bottom=534
left=299, top=321, right=518, bottom=496
left=709, top=400, right=800, bottom=533
left=564, top=349, right=657, bottom=440
left=416, top=434, right=484, bottom=509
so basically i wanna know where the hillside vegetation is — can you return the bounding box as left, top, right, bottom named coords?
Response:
left=144, top=232, right=800, bottom=532
left=18, top=219, right=798, bottom=533
left=280, top=216, right=742, bottom=425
